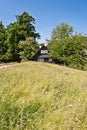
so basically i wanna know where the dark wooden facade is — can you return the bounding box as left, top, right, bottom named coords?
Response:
left=33, top=45, right=52, bottom=62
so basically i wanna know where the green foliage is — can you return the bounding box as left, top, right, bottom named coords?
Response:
left=5, top=24, right=20, bottom=61
left=19, top=37, right=39, bottom=61
left=1, top=11, right=40, bottom=62
left=0, top=21, right=7, bottom=62
left=16, top=12, right=40, bottom=39
left=48, top=35, right=87, bottom=70
left=49, top=22, right=87, bottom=70
left=51, top=23, right=73, bottom=40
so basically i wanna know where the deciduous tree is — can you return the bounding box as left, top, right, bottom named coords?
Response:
left=51, top=23, right=73, bottom=40
left=0, top=21, right=7, bottom=62
left=6, top=12, right=40, bottom=61
left=19, top=37, right=39, bottom=61
left=48, top=34, right=87, bottom=70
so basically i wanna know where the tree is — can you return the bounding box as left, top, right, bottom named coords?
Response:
left=6, top=12, right=40, bottom=62
left=16, top=12, right=40, bottom=39
left=5, top=23, right=20, bottom=61
left=48, top=35, right=87, bottom=70
left=51, top=23, right=73, bottom=40
left=19, top=37, right=39, bottom=61
left=0, top=21, right=7, bottom=62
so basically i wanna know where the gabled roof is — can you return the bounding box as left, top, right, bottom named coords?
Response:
left=33, top=45, right=49, bottom=60
left=37, top=45, right=48, bottom=54
left=34, top=45, right=48, bottom=55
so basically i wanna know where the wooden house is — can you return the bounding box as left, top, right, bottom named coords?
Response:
left=33, top=45, right=52, bottom=62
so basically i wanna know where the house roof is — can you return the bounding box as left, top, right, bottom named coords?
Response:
left=33, top=45, right=49, bottom=59
left=32, top=45, right=52, bottom=62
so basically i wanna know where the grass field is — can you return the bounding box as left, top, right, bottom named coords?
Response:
left=0, top=61, right=87, bottom=130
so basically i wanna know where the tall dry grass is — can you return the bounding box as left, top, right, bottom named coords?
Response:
left=0, top=61, right=87, bottom=130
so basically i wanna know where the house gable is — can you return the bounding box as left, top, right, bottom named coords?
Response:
left=33, top=45, right=52, bottom=62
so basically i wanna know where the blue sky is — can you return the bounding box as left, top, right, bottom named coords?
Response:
left=0, top=0, right=87, bottom=43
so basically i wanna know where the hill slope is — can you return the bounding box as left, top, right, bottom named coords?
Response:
left=0, top=62, right=87, bottom=130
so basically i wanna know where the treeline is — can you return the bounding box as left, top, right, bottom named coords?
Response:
left=48, top=23, right=87, bottom=70
left=0, top=12, right=40, bottom=62
left=0, top=12, right=87, bottom=70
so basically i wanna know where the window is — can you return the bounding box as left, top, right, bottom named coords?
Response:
left=41, top=50, right=48, bottom=54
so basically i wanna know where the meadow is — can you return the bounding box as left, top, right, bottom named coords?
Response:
left=0, top=61, right=87, bottom=130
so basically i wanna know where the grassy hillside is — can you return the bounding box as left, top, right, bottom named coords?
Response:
left=0, top=61, right=87, bottom=130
